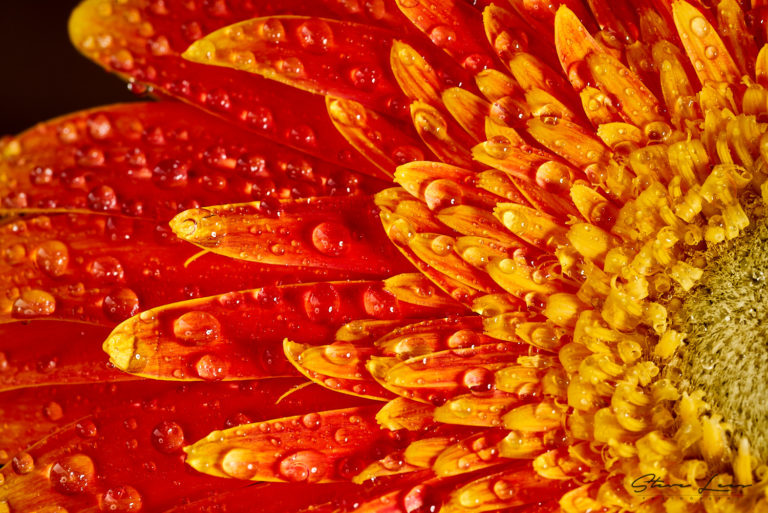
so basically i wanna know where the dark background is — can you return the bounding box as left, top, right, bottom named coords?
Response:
left=0, top=0, right=138, bottom=135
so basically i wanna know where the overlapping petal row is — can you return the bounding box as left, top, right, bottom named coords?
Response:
left=2, top=0, right=768, bottom=512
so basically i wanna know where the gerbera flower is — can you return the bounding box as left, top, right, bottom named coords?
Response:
left=1, top=0, right=767, bottom=511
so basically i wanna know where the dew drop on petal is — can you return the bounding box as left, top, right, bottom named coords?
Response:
left=49, top=453, right=96, bottom=494
left=690, top=16, right=709, bottom=37
left=221, top=448, right=258, bottom=479
left=311, top=222, right=351, bottom=256
left=260, top=19, right=286, bottom=44
left=484, top=136, right=512, bottom=159
left=102, top=288, right=140, bottom=322
left=195, top=353, right=226, bottom=380
left=303, top=283, right=341, bottom=322
left=172, top=311, right=221, bottom=345
left=151, top=420, right=185, bottom=453
left=301, top=412, right=322, bottom=430
left=76, top=419, right=98, bottom=439
left=12, top=452, right=34, bottom=474
left=44, top=401, right=64, bottom=421
left=99, top=485, right=143, bottom=512
left=296, top=19, right=333, bottom=53
left=86, top=256, right=125, bottom=284
left=34, top=240, right=69, bottom=277
left=12, top=290, right=56, bottom=318
left=278, top=450, right=328, bottom=483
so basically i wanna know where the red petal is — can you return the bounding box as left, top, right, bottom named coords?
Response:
left=0, top=213, right=362, bottom=325
left=0, top=377, right=367, bottom=510
left=0, top=103, right=387, bottom=218
left=0, top=321, right=126, bottom=391
left=68, top=0, right=386, bottom=177
left=184, top=406, right=404, bottom=482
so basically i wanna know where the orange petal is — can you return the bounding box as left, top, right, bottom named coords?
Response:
left=327, top=97, right=432, bottom=177
left=673, top=0, right=740, bottom=85
left=395, top=0, right=497, bottom=72
left=410, top=101, right=477, bottom=168
left=183, top=17, right=408, bottom=115
left=554, top=6, right=605, bottom=90
left=170, top=196, right=411, bottom=275
left=441, top=88, right=490, bottom=142
left=284, top=340, right=395, bottom=401
left=368, top=343, right=528, bottom=404
left=441, top=465, right=567, bottom=513
left=184, top=406, right=394, bottom=482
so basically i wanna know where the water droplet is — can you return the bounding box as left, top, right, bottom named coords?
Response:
left=102, top=287, right=140, bottom=322
left=301, top=413, right=322, bottom=430
left=328, top=99, right=367, bottom=127
left=429, top=25, right=456, bottom=48
left=151, top=420, right=185, bottom=453
left=221, top=448, right=258, bottom=479
left=261, top=19, right=286, bottom=44
left=172, top=311, right=221, bottom=345
left=296, top=19, right=333, bottom=53
left=429, top=235, right=453, bottom=256
left=278, top=450, right=328, bottom=482
left=34, top=240, right=69, bottom=277
left=173, top=209, right=226, bottom=244
left=311, top=222, right=351, bottom=256
left=86, top=256, right=125, bottom=284
left=44, top=401, right=64, bottom=421
left=99, top=485, right=142, bottom=512
left=276, top=57, right=305, bottom=78
left=704, top=45, right=718, bottom=59
left=484, top=136, right=512, bottom=159
left=12, top=289, right=56, bottom=318
left=462, top=367, right=494, bottom=394
left=303, top=283, right=341, bottom=322
left=690, top=16, right=709, bottom=37
left=12, top=452, right=34, bottom=474
left=4, top=243, right=25, bottom=265
left=76, top=419, right=98, bottom=438
left=348, top=65, right=381, bottom=92
left=398, top=0, right=419, bottom=7
left=153, top=159, right=189, bottom=188
left=195, top=353, right=226, bottom=380
left=535, top=161, right=571, bottom=194
left=50, top=453, right=96, bottom=494
left=363, top=286, right=399, bottom=319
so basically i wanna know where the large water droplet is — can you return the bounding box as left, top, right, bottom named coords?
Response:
left=34, top=240, right=69, bottom=277
left=195, top=353, right=226, bottom=380
left=690, top=16, right=709, bottom=37
left=49, top=453, right=96, bottom=494
left=296, top=19, right=333, bottom=53
left=260, top=19, right=286, bottom=44
left=278, top=450, right=328, bottom=482
left=99, top=485, right=142, bottom=512
left=12, top=290, right=56, bottom=318
left=86, top=256, right=125, bottom=284
left=102, top=288, right=140, bottom=322
left=221, top=448, right=258, bottom=479
left=172, top=311, right=221, bottom=345
left=303, top=283, right=341, bottom=322
left=311, top=222, right=351, bottom=256
left=151, top=420, right=185, bottom=453
left=12, top=452, right=34, bottom=474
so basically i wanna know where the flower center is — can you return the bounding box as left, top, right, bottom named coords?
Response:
left=676, top=212, right=768, bottom=462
